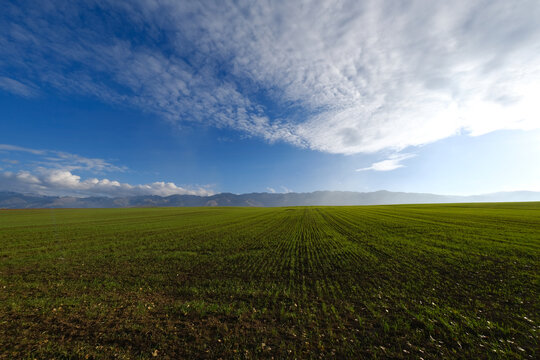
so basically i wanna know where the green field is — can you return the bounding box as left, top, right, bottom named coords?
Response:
left=0, top=204, right=538, bottom=359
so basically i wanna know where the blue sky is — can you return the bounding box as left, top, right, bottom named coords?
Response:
left=1, top=0, right=539, bottom=197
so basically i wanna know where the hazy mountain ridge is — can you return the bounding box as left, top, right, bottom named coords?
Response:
left=1, top=190, right=539, bottom=209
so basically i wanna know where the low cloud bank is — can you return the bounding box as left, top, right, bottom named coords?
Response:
left=0, top=169, right=212, bottom=197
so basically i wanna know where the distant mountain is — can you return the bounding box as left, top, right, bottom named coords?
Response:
left=1, top=190, right=539, bottom=209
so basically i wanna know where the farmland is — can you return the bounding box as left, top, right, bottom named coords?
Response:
left=0, top=203, right=538, bottom=359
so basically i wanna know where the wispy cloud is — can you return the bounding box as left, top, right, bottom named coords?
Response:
left=356, top=153, right=416, bottom=172
left=0, top=144, right=45, bottom=155
left=2, top=159, right=20, bottom=164
left=266, top=186, right=293, bottom=194
left=2, top=1, right=540, bottom=154
left=0, top=76, right=37, bottom=97
left=0, top=144, right=126, bottom=173
left=0, top=169, right=213, bottom=197
left=280, top=186, right=293, bottom=194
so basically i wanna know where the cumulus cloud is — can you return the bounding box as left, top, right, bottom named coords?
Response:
left=0, top=169, right=213, bottom=197
left=266, top=187, right=276, bottom=193
left=2, top=1, right=540, bottom=154
left=356, top=153, right=416, bottom=172
left=0, top=144, right=211, bottom=197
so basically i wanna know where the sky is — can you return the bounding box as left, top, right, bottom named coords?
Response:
left=1, top=0, right=540, bottom=197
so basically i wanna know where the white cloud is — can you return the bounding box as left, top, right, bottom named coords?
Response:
left=356, top=153, right=416, bottom=172
left=280, top=186, right=292, bottom=194
left=0, top=144, right=126, bottom=173
left=0, top=144, right=210, bottom=197
left=2, top=1, right=540, bottom=154
left=0, top=169, right=213, bottom=197
left=0, top=76, right=37, bottom=97
left=265, top=186, right=292, bottom=193
left=0, top=144, right=45, bottom=155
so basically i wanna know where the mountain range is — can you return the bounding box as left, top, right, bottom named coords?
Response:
left=1, top=190, right=539, bottom=209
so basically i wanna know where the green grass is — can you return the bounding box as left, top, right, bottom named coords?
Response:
left=0, top=203, right=538, bottom=359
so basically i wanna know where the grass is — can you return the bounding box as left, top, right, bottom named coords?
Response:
left=0, top=203, right=538, bottom=359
